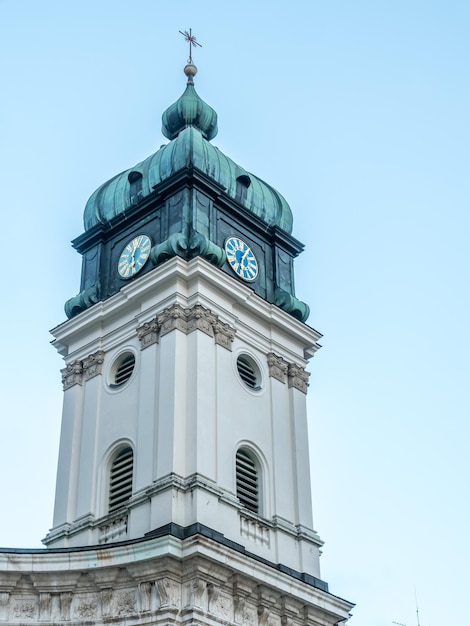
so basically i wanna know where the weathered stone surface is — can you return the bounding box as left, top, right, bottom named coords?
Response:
left=0, top=534, right=353, bottom=626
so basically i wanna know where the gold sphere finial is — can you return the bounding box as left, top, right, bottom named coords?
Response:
left=184, top=63, right=198, bottom=78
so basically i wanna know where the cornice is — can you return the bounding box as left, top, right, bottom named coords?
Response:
left=0, top=529, right=354, bottom=625
left=52, top=258, right=321, bottom=363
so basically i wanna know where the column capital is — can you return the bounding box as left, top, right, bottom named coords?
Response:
left=267, top=352, right=289, bottom=383
left=61, top=361, right=83, bottom=390
left=287, top=363, right=310, bottom=394
left=82, top=350, right=105, bottom=381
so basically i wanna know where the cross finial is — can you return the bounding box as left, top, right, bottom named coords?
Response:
left=179, top=28, right=202, bottom=64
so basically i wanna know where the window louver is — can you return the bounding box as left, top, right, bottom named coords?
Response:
left=109, top=448, right=133, bottom=513
left=114, top=354, right=135, bottom=386
left=237, top=356, right=258, bottom=389
left=236, top=449, right=259, bottom=513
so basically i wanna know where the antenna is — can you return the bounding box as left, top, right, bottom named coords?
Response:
left=414, top=586, right=421, bottom=626
left=392, top=586, right=423, bottom=626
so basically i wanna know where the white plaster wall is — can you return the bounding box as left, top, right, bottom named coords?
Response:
left=47, top=258, right=323, bottom=574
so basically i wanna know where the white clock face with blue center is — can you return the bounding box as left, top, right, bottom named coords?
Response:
left=225, top=236, right=259, bottom=282
left=118, top=234, right=152, bottom=279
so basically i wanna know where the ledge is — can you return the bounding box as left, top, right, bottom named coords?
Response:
left=1, top=522, right=328, bottom=592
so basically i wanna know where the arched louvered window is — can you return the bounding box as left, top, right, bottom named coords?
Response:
left=109, top=447, right=134, bottom=513
left=236, top=448, right=259, bottom=514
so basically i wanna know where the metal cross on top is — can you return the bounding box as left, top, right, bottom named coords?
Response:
left=179, top=28, right=202, bottom=64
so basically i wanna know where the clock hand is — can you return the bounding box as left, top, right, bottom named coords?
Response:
left=240, top=248, right=250, bottom=266
left=131, top=243, right=138, bottom=264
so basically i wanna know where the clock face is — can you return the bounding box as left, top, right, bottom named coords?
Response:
left=225, top=236, right=259, bottom=282
left=118, top=234, right=152, bottom=279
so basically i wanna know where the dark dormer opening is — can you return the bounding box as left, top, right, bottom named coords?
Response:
left=128, top=171, right=143, bottom=205
left=235, top=174, right=251, bottom=205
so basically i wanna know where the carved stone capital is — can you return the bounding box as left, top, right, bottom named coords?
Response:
left=267, top=353, right=288, bottom=383
left=61, top=361, right=83, bottom=390
left=287, top=363, right=310, bottom=394
left=214, top=321, right=236, bottom=350
left=137, top=319, right=160, bottom=349
left=158, top=304, right=188, bottom=337
left=82, top=350, right=105, bottom=381
left=155, top=303, right=236, bottom=351
left=187, top=305, right=216, bottom=337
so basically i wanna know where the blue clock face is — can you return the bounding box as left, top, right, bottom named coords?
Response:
left=118, top=234, right=152, bottom=279
left=225, top=237, right=259, bottom=282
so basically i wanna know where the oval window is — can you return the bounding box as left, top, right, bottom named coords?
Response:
left=237, top=355, right=261, bottom=391
left=110, top=352, right=136, bottom=388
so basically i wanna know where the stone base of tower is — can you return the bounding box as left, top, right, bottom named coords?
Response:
left=0, top=531, right=353, bottom=625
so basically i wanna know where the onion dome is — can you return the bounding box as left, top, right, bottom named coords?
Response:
left=161, top=64, right=218, bottom=141
left=83, top=65, right=293, bottom=234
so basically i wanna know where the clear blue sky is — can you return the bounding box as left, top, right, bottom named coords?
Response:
left=1, top=2, right=469, bottom=625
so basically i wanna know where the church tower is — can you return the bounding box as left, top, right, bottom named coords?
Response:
left=37, top=50, right=353, bottom=625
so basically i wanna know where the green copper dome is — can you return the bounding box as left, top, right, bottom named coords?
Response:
left=162, top=67, right=218, bottom=140
left=83, top=70, right=293, bottom=234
